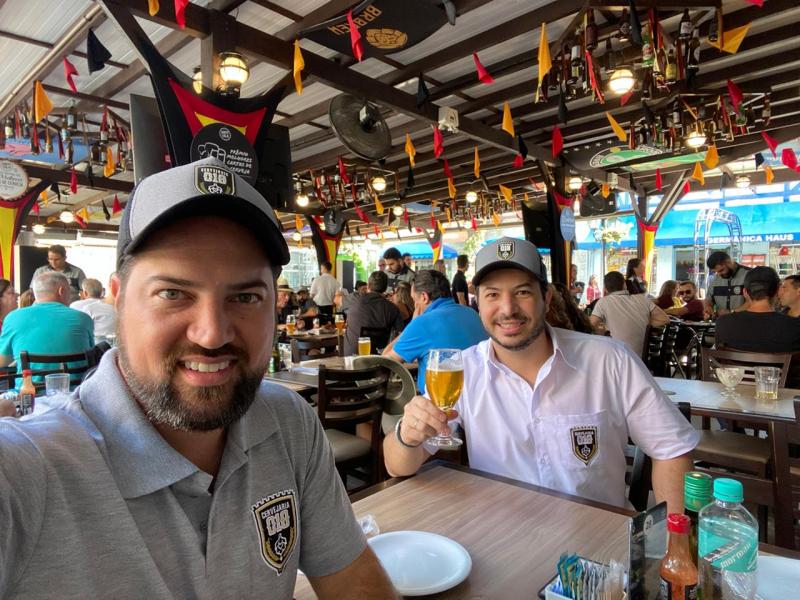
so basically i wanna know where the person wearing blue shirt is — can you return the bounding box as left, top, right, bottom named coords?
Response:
left=384, top=269, right=488, bottom=392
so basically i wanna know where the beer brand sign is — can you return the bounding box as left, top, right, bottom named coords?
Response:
left=0, top=160, right=29, bottom=202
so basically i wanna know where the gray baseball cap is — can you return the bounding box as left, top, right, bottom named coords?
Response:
left=117, top=157, right=289, bottom=269
left=472, top=237, right=548, bottom=286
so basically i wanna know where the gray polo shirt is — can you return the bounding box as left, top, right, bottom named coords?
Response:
left=0, top=349, right=365, bottom=598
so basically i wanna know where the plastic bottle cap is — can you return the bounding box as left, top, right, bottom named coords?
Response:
left=667, top=513, right=691, bottom=534
left=713, top=478, right=743, bottom=503
left=22, top=369, right=33, bottom=376
left=684, top=471, right=713, bottom=511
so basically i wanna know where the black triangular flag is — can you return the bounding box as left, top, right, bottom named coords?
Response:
left=642, top=100, right=655, bottom=126
left=517, top=135, right=528, bottom=159
left=399, top=166, right=415, bottom=198
left=416, top=74, right=430, bottom=108
left=345, top=222, right=351, bottom=237
left=442, top=0, right=457, bottom=26
left=754, top=152, right=765, bottom=169
left=49, top=182, right=61, bottom=202
left=628, top=0, right=643, bottom=46
left=87, top=29, right=112, bottom=73
left=558, top=94, right=568, bottom=124
left=101, top=199, right=111, bottom=221
left=720, top=172, right=731, bottom=189
left=85, top=161, right=95, bottom=187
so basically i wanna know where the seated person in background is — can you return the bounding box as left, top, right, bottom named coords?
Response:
left=569, top=263, right=585, bottom=304
left=778, top=275, right=800, bottom=317
left=296, top=286, right=317, bottom=314
left=18, top=289, right=34, bottom=308
left=551, top=283, right=594, bottom=334
left=666, top=281, right=705, bottom=321
left=655, top=280, right=681, bottom=310
left=73, top=275, right=118, bottom=343
left=715, top=266, right=800, bottom=353
left=589, top=271, right=669, bottom=355
left=384, top=238, right=697, bottom=512
left=334, top=280, right=367, bottom=314
left=343, top=271, right=404, bottom=355
left=276, top=283, right=294, bottom=325
left=0, top=271, right=94, bottom=370
left=391, top=281, right=415, bottom=325
left=70, top=278, right=104, bottom=311
left=383, top=270, right=487, bottom=393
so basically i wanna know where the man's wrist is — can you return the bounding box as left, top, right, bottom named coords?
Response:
left=394, top=417, right=422, bottom=449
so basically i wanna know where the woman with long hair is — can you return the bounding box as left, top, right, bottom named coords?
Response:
left=550, top=283, right=595, bottom=334
left=0, top=279, right=19, bottom=333
left=585, top=274, right=601, bottom=304
left=625, top=258, right=647, bottom=295
left=655, top=280, right=681, bottom=310
left=392, top=281, right=415, bottom=325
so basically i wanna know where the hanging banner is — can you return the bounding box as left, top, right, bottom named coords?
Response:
left=424, top=226, right=443, bottom=263
left=638, top=218, right=659, bottom=287
left=307, top=208, right=347, bottom=275
left=0, top=172, right=49, bottom=279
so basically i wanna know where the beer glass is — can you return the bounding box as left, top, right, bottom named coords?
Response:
left=286, top=314, right=296, bottom=335
left=358, top=337, right=371, bottom=355
left=334, top=313, right=345, bottom=334
left=754, top=366, right=780, bottom=400
left=424, top=348, right=464, bottom=448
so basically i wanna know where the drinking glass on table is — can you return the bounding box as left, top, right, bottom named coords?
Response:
left=334, top=313, right=345, bottom=334
left=358, top=336, right=371, bottom=356
left=715, top=366, right=744, bottom=397
left=424, top=348, right=464, bottom=448
left=45, top=373, right=70, bottom=396
left=754, top=366, right=780, bottom=400
left=286, top=314, right=296, bottom=335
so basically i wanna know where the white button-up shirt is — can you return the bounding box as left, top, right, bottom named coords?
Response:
left=451, top=327, right=699, bottom=508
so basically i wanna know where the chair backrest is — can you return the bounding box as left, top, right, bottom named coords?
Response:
left=641, top=325, right=665, bottom=370
left=352, top=355, right=417, bottom=434
left=701, top=347, right=792, bottom=386
left=18, top=348, right=101, bottom=391
left=360, top=326, right=392, bottom=354
left=290, top=336, right=340, bottom=363
left=317, top=365, right=389, bottom=445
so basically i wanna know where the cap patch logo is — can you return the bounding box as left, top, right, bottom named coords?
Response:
left=497, top=241, right=514, bottom=260
left=195, top=165, right=235, bottom=196
left=252, top=489, right=298, bottom=575
left=570, top=426, right=598, bottom=465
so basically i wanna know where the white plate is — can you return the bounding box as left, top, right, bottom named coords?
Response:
left=368, top=531, right=471, bottom=596
left=757, top=555, right=800, bottom=599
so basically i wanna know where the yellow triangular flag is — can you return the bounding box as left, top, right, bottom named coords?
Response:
left=104, top=147, right=115, bottom=177
left=374, top=195, right=384, bottom=215
left=473, top=147, right=480, bottom=178
left=764, top=165, right=774, bottom=185
left=447, top=178, right=456, bottom=199
left=293, top=40, right=305, bottom=95
left=295, top=214, right=303, bottom=231
left=606, top=112, right=627, bottom=142
left=148, top=0, right=159, bottom=16
left=710, top=23, right=751, bottom=54
left=524, top=192, right=529, bottom=205
left=438, top=219, right=446, bottom=234
left=445, top=207, right=452, bottom=222
left=33, top=81, right=53, bottom=123
left=704, top=145, right=719, bottom=169
left=78, top=208, right=90, bottom=222
left=691, top=162, right=705, bottom=185
left=536, top=22, right=552, bottom=103
left=39, top=190, right=47, bottom=203
left=405, top=134, right=416, bottom=167
left=499, top=184, right=513, bottom=203
left=601, top=183, right=610, bottom=198
left=492, top=212, right=501, bottom=226
left=501, top=102, right=514, bottom=137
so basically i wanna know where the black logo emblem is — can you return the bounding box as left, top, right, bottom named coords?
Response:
left=252, top=490, right=298, bottom=575
left=195, top=165, right=235, bottom=196
left=497, top=241, right=514, bottom=260
left=571, top=426, right=598, bottom=465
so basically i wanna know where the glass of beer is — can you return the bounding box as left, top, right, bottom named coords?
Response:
left=286, top=314, right=296, bottom=335
left=425, top=348, right=464, bottom=448
left=358, top=336, right=371, bottom=356
left=335, top=313, right=345, bottom=334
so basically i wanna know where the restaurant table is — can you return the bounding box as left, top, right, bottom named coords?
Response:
left=655, top=376, right=799, bottom=549
left=294, top=461, right=800, bottom=598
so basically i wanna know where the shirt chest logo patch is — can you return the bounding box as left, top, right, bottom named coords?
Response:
left=570, top=426, right=598, bottom=465
left=252, top=489, right=298, bottom=574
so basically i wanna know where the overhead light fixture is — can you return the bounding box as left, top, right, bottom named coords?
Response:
left=59, top=211, right=74, bottom=224
left=291, top=231, right=302, bottom=242
left=568, top=176, right=583, bottom=192
left=735, top=174, right=751, bottom=189
left=295, top=193, right=309, bottom=208
left=32, top=223, right=46, bottom=235
left=392, top=205, right=404, bottom=217
left=218, top=51, right=249, bottom=96
left=608, top=67, right=635, bottom=95
left=192, top=67, right=203, bottom=94
left=685, top=126, right=707, bottom=149
left=465, top=190, right=478, bottom=203
left=371, top=176, right=387, bottom=192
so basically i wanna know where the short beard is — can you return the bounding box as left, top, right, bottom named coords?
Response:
left=117, top=338, right=266, bottom=432
left=489, top=308, right=547, bottom=352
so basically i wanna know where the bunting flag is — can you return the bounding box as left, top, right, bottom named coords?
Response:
left=104, top=147, right=115, bottom=177
left=78, top=208, right=90, bottom=223
left=70, top=168, right=78, bottom=194
left=416, top=74, right=430, bottom=107
left=447, top=177, right=456, bottom=199
left=74, top=213, right=87, bottom=229
left=347, top=10, right=364, bottom=61
left=49, top=183, right=60, bottom=202
left=620, top=90, right=635, bottom=106
left=513, top=154, right=524, bottom=169
left=745, top=0, right=764, bottom=6
left=473, top=52, right=494, bottom=84
left=354, top=203, right=370, bottom=223
left=471, top=217, right=478, bottom=231
left=710, top=24, right=751, bottom=55
left=112, top=194, right=122, bottom=215
left=764, top=165, right=774, bottom=184
left=86, top=29, right=112, bottom=73
left=492, top=212, right=501, bottom=227
left=174, top=0, right=189, bottom=28
left=628, top=123, right=636, bottom=149
left=33, top=81, right=53, bottom=123
left=57, top=127, right=64, bottom=158
left=405, top=134, right=416, bottom=167
left=655, top=168, right=662, bottom=191
left=442, top=158, right=453, bottom=180
left=295, top=214, right=303, bottom=231
left=148, top=0, right=160, bottom=16
left=754, top=152, right=765, bottom=169
left=337, top=156, right=350, bottom=184
left=101, top=199, right=111, bottom=221
left=558, top=94, right=568, bottom=124
left=782, top=148, right=798, bottom=170
left=433, top=126, right=444, bottom=158
left=629, top=0, right=643, bottom=46
left=293, top=40, right=305, bottom=95
left=31, top=201, right=40, bottom=216
left=585, top=51, right=604, bottom=104
left=403, top=167, right=415, bottom=196
left=606, top=112, right=627, bottom=141
left=552, top=125, right=563, bottom=158
left=638, top=219, right=658, bottom=285
left=601, top=183, right=611, bottom=198
left=727, top=80, right=744, bottom=114
left=683, top=181, right=691, bottom=195
left=691, top=162, right=705, bottom=185
left=518, top=135, right=528, bottom=159
left=430, top=212, right=437, bottom=229
left=473, top=147, right=480, bottom=178
left=402, top=207, right=409, bottom=223
left=63, top=57, right=79, bottom=93
left=499, top=184, right=513, bottom=203
left=374, top=195, right=384, bottom=215
left=0, top=182, right=48, bottom=278
left=762, top=131, right=778, bottom=157
left=704, top=145, right=719, bottom=169
left=501, top=102, right=514, bottom=137
left=642, top=101, right=655, bottom=126
left=553, top=190, right=572, bottom=207
left=30, top=121, right=40, bottom=155
left=536, top=22, right=552, bottom=103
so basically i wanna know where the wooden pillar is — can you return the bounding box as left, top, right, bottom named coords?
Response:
left=200, top=10, right=237, bottom=93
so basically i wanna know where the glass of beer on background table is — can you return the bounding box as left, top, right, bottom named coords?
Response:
left=335, top=313, right=345, bottom=334
left=358, top=336, right=371, bottom=355
left=286, top=314, right=296, bottom=335
left=425, top=348, right=464, bottom=448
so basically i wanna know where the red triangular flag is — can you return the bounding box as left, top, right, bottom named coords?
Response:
left=430, top=213, right=436, bottom=229
left=174, top=0, right=189, bottom=28
left=552, top=126, right=563, bottom=158
left=337, top=156, right=350, bottom=184
left=471, top=217, right=478, bottom=231
left=727, top=79, right=743, bottom=114
left=554, top=190, right=571, bottom=207
left=70, top=168, right=78, bottom=194
left=31, top=202, right=40, bottom=215
left=402, top=207, right=409, bottom=223
left=63, top=57, right=79, bottom=93
left=442, top=158, right=453, bottom=180
left=513, top=154, right=524, bottom=169
left=620, top=90, right=634, bottom=106
left=74, top=213, right=87, bottom=229
left=433, top=126, right=444, bottom=158
left=683, top=181, right=691, bottom=195
left=782, top=148, right=798, bottom=170
left=112, top=194, right=122, bottom=215
left=745, top=0, right=764, bottom=6
left=346, top=10, right=364, bottom=61
left=472, top=53, right=494, bottom=84
left=655, top=168, right=662, bottom=191
left=762, top=131, right=779, bottom=158
left=354, top=204, right=370, bottom=223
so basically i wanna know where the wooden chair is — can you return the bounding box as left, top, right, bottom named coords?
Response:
left=352, top=355, right=417, bottom=435
left=701, top=348, right=792, bottom=387
left=359, top=326, right=393, bottom=354
left=290, top=336, right=340, bottom=363
left=789, top=399, right=800, bottom=549
left=18, top=347, right=104, bottom=393
left=659, top=321, right=684, bottom=378
left=317, top=364, right=389, bottom=493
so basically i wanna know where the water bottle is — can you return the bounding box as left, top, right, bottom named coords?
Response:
left=698, top=478, right=758, bottom=599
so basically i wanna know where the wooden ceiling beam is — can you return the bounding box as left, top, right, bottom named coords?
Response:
left=19, top=162, right=133, bottom=193
left=0, top=29, right=128, bottom=69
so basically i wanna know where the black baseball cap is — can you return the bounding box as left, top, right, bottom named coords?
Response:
left=117, top=157, right=289, bottom=271
left=744, top=266, right=779, bottom=296
left=473, top=237, right=548, bottom=286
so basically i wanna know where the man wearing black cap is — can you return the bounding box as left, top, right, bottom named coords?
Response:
left=384, top=237, right=697, bottom=513
left=0, top=158, right=395, bottom=598
left=715, top=266, right=800, bottom=353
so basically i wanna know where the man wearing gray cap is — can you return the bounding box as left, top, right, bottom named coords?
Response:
left=384, top=237, right=697, bottom=513
left=0, top=158, right=395, bottom=599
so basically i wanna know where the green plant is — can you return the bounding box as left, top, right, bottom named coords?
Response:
left=462, top=230, right=485, bottom=261
left=340, top=251, right=368, bottom=281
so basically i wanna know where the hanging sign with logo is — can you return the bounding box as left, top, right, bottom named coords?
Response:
left=190, top=124, right=259, bottom=184
left=560, top=207, right=576, bottom=241
left=0, top=160, right=29, bottom=202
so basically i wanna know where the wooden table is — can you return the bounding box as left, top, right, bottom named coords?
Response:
left=655, top=376, right=799, bottom=549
